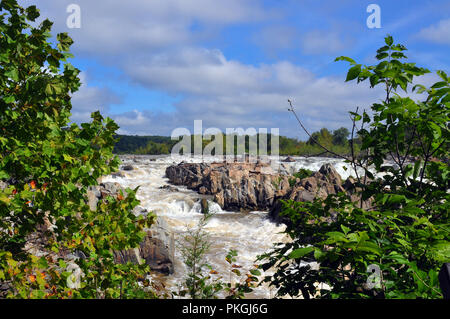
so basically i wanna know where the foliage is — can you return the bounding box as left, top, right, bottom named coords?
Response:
left=289, top=168, right=314, bottom=187
left=332, top=127, right=350, bottom=146
left=175, top=213, right=220, bottom=299
left=0, top=1, right=155, bottom=298
left=293, top=168, right=314, bottom=180
left=260, top=36, right=449, bottom=299
left=135, top=141, right=170, bottom=155
left=113, top=135, right=175, bottom=154
left=174, top=213, right=260, bottom=299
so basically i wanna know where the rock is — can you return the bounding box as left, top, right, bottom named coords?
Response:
left=0, top=281, right=12, bottom=298
left=342, top=176, right=373, bottom=210
left=269, top=164, right=375, bottom=224
left=133, top=206, right=149, bottom=216
left=121, top=165, right=134, bottom=171
left=166, top=161, right=291, bottom=211
left=282, top=156, right=296, bottom=162
left=158, top=185, right=179, bottom=192
left=86, top=183, right=127, bottom=211
left=100, top=182, right=126, bottom=197
left=111, top=172, right=125, bottom=178
left=87, top=185, right=101, bottom=198
left=114, top=231, right=174, bottom=274
left=269, top=163, right=346, bottom=223
left=87, top=189, right=99, bottom=211
left=0, top=180, right=8, bottom=190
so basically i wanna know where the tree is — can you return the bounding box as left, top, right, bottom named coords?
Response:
left=332, top=127, right=350, bottom=146
left=307, top=128, right=333, bottom=148
left=0, top=1, right=155, bottom=298
left=174, top=213, right=261, bottom=299
left=260, top=36, right=449, bottom=299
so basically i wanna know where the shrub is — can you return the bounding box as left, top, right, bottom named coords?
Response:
left=259, top=36, right=449, bottom=299
left=0, top=1, right=155, bottom=299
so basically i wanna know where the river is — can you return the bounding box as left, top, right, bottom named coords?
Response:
left=100, top=155, right=356, bottom=298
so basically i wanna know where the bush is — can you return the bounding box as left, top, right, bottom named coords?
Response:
left=0, top=1, right=155, bottom=298
left=259, top=36, right=449, bottom=299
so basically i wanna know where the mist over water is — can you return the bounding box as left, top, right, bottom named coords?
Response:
left=100, top=155, right=355, bottom=298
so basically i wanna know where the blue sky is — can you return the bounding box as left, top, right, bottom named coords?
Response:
left=19, top=0, right=450, bottom=138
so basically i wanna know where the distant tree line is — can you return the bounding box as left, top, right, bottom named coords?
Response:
left=113, top=127, right=359, bottom=157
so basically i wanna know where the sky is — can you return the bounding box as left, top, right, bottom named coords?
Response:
left=18, top=0, right=450, bottom=139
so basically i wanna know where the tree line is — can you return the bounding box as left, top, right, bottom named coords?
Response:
left=113, top=127, right=358, bottom=157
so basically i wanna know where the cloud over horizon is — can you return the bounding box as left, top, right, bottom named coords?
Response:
left=17, top=0, right=450, bottom=139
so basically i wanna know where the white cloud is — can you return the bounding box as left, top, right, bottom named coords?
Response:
left=123, top=47, right=385, bottom=136
left=417, top=18, right=450, bottom=45
left=301, top=30, right=351, bottom=55
left=70, top=72, right=122, bottom=123
left=14, top=0, right=396, bottom=138
left=253, top=25, right=299, bottom=56
left=19, top=0, right=267, bottom=58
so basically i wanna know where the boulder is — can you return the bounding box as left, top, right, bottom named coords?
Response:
left=282, top=156, right=296, bottom=162
left=114, top=231, right=174, bottom=274
left=159, top=185, right=179, bottom=192
left=121, top=165, right=134, bottom=171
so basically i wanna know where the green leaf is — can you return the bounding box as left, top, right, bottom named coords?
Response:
left=5, top=68, right=19, bottom=81
left=325, top=231, right=348, bottom=243
left=354, top=242, right=381, bottom=255
left=3, top=95, right=15, bottom=104
left=340, top=225, right=350, bottom=235
left=335, top=56, right=356, bottom=65
left=231, top=269, right=241, bottom=276
left=346, top=65, right=361, bottom=82
left=26, top=5, right=40, bottom=21
left=289, top=246, right=315, bottom=259
left=385, top=35, right=394, bottom=46
left=431, top=81, right=447, bottom=89
left=376, top=52, right=389, bottom=60
left=250, top=269, right=261, bottom=276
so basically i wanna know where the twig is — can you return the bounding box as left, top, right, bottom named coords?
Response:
left=287, top=100, right=350, bottom=162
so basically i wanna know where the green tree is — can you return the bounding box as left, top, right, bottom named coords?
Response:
left=174, top=213, right=261, bottom=299
left=332, top=127, right=350, bottom=146
left=136, top=141, right=169, bottom=155
left=0, top=1, right=155, bottom=298
left=260, top=36, right=449, bottom=299
left=307, top=128, right=333, bottom=149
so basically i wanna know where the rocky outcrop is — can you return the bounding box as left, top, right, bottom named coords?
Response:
left=166, top=162, right=291, bottom=211
left=166, top=161, right=373, bottom=225
left=269, top=164, right=373, bottom=224
left=114, top=231, right=174, bottom=274
left=269, top=164, right=345, bottom=223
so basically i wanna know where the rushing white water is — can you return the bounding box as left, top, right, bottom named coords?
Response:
left=100, top=155, right=355, bottom=298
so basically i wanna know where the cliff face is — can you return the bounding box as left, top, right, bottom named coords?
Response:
left=166, top=161, right=372, bottom=222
